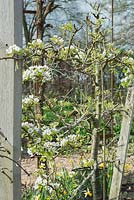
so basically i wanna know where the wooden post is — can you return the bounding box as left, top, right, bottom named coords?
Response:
left=0, top=0, right=22, bottom=200
left=109, top=87, right=134, bottom=200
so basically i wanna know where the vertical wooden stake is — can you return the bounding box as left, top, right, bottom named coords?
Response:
left=109, top=87, right=134, bottom=200
left=0, top=0, right=22, bottom=199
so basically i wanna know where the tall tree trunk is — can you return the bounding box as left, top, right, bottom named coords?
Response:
left=36, top=0, right=44, bottom=39
left=34, top=0, right=44, bottom=125
left=91, top=65, right=102, bottom=200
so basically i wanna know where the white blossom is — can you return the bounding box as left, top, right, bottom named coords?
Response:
left=27, top=148, right=33, bottom=156
left=37, top=49, right=42, bottom=55
left=121, top=76, right=129, bottom=83
left=51, top=35, right=64, bottom=45
left=60, top=134, right=77, bottom=147
left=37, top=138, right=41, bottom=143
left=53, top=182, right=60, bottom=189
left=28, top=128, right=33, bottom=134
left=70, top=45, right=76, bottom=50
left=44, top=141, right=59, bottom=150
left=22, top=122, right=40, bottom=133
left=42, top=127, right=58, bottom=136
left=68, top=134, right=77, bottom=140
left=6, top=44, right=21, bottom=54
left=42, top=128, right=51, bottom=136
left=22, top=95, right=39, bottom=107
left=128, top=57, right=134, bottom=62
left=23, top=65, right=51, bottom=82
left=34, top=175, right=47, bottom=190
left=22, top=121, right=34, bottom=128
left=60, top=138, right=68, bottom=147
left=32, top=39, right=43, bottom=44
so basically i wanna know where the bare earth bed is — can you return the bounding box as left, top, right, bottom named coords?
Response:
left=21, top=155, right=134, bottom=200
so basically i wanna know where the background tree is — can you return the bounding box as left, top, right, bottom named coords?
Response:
left=20, top=1, right=134, bottom=199
left=23, top=0, right=59, bottom=44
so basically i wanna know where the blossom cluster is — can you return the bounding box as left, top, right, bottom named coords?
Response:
left=23, top=65, right=51, bottom=82
left=120, top=57, right=134, bottom=87
left=22, top=121, right=40, bottom=133
left=32, top=39, right=43, bottom=45
left=50, top=35, right=64, bottom=45
left=60, top=134, right=77, bottom=147
left=22, top=119, right=79, bottom=155
left=22, top=95, right=39, bottom=108
left=6, top=44, right=21, bottom=55
left=29, top=39, right=45, bottom=51
left=33, top=174, right=61, bottom=195
left=44, top=141, right=59, bottom=151
left=22, top=122, right=60, bottom=155
left=22, top=122, right=58, bottom=136
left=42, top=126, right=58, bottom=136
left=34, top=175, right=48, bottom=190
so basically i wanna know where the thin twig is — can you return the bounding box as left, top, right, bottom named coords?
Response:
left=0, top=155, right=30, bottom=176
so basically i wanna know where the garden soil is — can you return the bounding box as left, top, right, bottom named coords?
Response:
left=21, top=155, right=134, bottom=200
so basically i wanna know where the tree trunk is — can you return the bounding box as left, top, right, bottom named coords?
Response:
left=34, top=0, right=44, bottom=125
left=91, top=66, right=102, bottom=200
left=36, top=0, right=44, bottom=39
